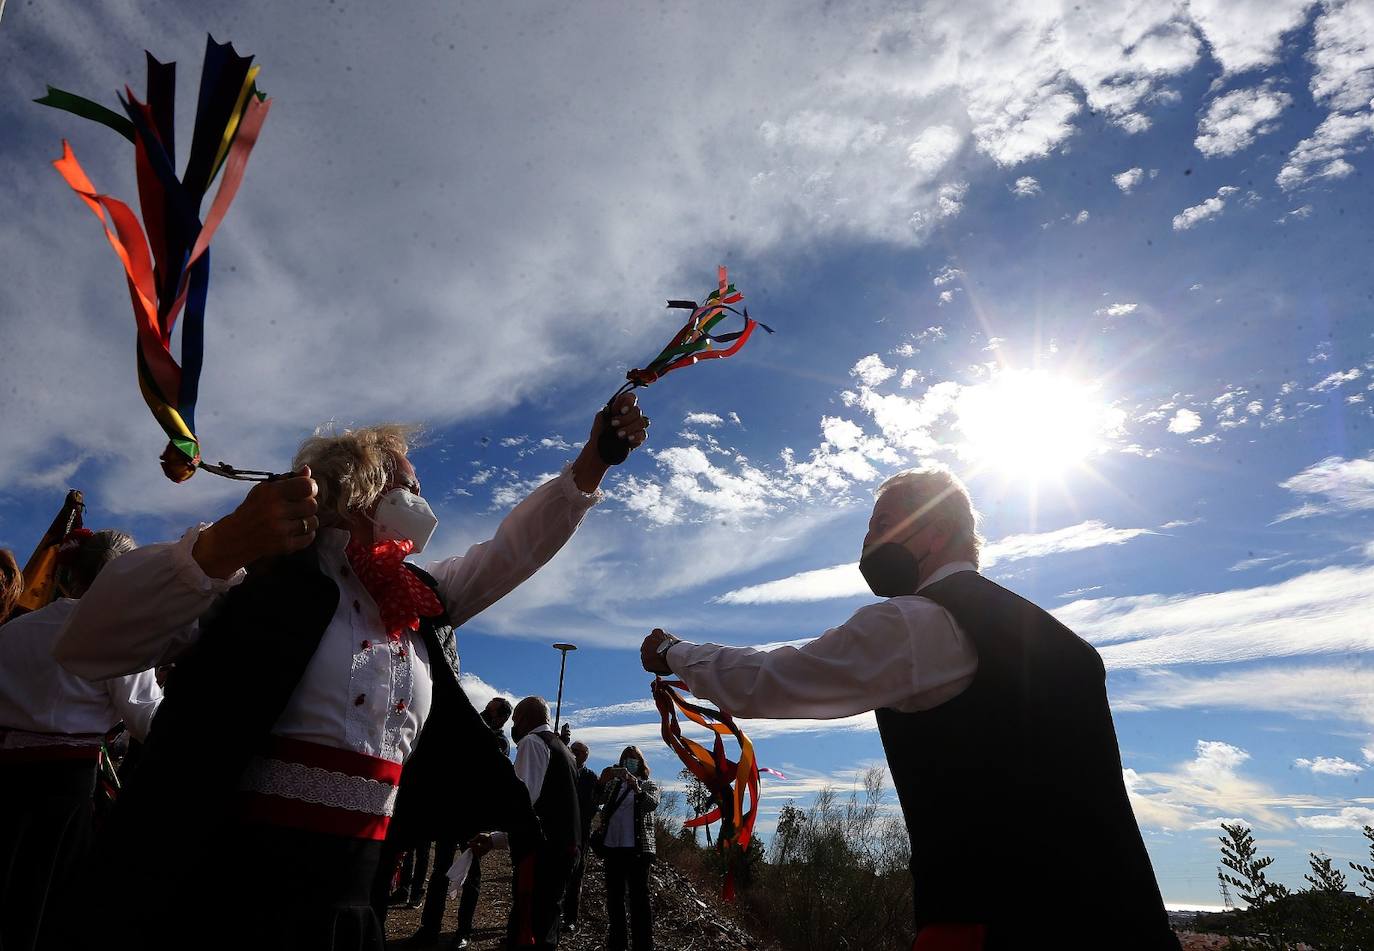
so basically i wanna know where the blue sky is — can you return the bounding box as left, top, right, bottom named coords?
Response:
left=3, top=0, right=1373, bottom=908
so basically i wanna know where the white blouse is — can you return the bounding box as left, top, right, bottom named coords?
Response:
left=55, top=466, right=600, bottom=764
left=665, top=562, right=981, bottom=719
left=0, top=599, right=162, bottom=742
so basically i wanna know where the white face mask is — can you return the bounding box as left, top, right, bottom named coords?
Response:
left=370, top=488, right=439, bottom=554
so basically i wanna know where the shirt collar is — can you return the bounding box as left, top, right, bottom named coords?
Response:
left=917, top=560, right=978, bottom=592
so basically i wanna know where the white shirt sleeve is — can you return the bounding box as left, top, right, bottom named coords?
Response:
left=105, top=670, right=164, bottom=742
left=665, top=598, right=979, bottom=719
left=488, top=730, right=553, bottom=851
left=53, top=524, right=245, bottom=680
left=425, top=466, right=599, bottom=627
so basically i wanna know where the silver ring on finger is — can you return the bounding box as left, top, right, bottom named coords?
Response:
left=301, top=518, right=310, bottom=537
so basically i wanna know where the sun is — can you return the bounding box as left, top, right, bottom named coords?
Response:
left=953, top=369, right=1122, bottom=480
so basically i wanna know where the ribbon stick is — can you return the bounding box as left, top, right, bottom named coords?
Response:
left=38, top=36, right=275, bottom=483
left=653, top=677, right=760, bottom=900
left=597, top=265, right=773, bottom=464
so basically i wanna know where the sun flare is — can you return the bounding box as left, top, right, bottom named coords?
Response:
left=954, top=369, right=1121, bottom=480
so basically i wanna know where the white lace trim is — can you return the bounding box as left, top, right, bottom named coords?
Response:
left=0, top=730, right=103, bottom=751
left=558, top=463, right=604, bottom=505
left=239, top=756, right=399, bottom=816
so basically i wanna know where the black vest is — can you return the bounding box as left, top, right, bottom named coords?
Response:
left=529, top=730, right=581, bottom=852
left=100, top=548, right=541, bottom=920
left=876, top=571, right=1177, bottom=949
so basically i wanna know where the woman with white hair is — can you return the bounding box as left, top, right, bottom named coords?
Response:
left=0, top=528, right=161, bottom=951
left=55, top=396, right=648, bottom=951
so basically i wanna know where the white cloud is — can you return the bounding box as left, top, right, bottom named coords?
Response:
left=1297, top=806, right=1374, bottom=831
left=1311, top=368, right=1363, bottom=392
left=1096, top=302, right=1139, bottom=318
left=1294, top=756, right=1365, bottom=777
left=932, top=265, right=963, bottom=286
left=1113, top=167, right=1144, bottom=193
left=981, top=520, right=1154, bottom=568
left=1167, top=408, right=1203, bottom=433
left=899, top=369, right=922, bottom=389
left=0, top=0, right=1359, bottom=519
left=727, top=412, right=742, bottom=427
left=1114, top=664, right=1374, bottom=728
left=684, top=412, right=725, bottom=427
left=850, top=354, right=897, bottom=387
left=1187, top=0, right=1316, bottom=74
left=718, top=518, right=1154, bottom=604
left=1010, top=175, right=1041, bottom=197
left=905, top=124, right=964, bottom=177
left=1195, top=83, right=1293, bottom=157
left=1307, top=0, right=1374, bottom=112
left=1172, top=186, right=1238, bottom=230
left=715, top=562, right=867, bottom=606
left=1274, top=452, right=1374, bottom=521
left=938, top=290, right=955, bottom=305
left=567, top=699, right=659, bottom=723
left=1054, top=563, right=1374, bottom=668
left=1124, top=739, right=1319, bottom=832
left=1277, top=110, right=1374, bottom=190
left=1074, top=209, right=1090, bottom=224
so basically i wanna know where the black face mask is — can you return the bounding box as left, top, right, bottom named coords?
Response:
left=858, top=523, right=929, bottom=598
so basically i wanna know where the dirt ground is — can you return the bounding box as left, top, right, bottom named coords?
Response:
left=383, top=846, right=762, bottom=950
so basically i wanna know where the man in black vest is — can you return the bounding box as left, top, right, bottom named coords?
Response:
left=639, top=467, right=1179, bottom=951
left=469, top=695, right=581, bottom=950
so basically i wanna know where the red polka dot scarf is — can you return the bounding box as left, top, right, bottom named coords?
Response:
left=345, top=538, right=445, bottom=641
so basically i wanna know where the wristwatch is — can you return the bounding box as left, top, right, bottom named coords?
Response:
left=656, top=635, right=679, bottom=659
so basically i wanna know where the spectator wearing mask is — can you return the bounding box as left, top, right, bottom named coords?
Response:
left=562, top=739, right=598, bottom=932
left=597, top=745, right=660, bottom=951
left=468, top=696, right=580, bottom=951
left=0, top=529, right=161, bottom=950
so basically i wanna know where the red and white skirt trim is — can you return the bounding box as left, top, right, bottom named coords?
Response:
left=238, top=736, right=402, bottom=841
left=0, top=728, right=102, bottom=764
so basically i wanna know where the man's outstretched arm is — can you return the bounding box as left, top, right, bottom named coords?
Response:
left=639, top=599, right=977, bottom=719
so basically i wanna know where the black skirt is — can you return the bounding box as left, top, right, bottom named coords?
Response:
left=98, top=819, right=386, bottom=951
left=0, top=759, right=97, bottom=951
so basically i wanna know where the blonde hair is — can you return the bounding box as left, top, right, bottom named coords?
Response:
left=875, top=467, right=984, bottom=567
left=292, top=423, right=421, bottom=526
left=0, top=549, right=22, bottom=623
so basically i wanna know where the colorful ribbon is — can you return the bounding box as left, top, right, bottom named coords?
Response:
left=652, top=677, right=759, bottom=900
left=624, top=265, right=773, bottom=389
left=37, top=37, right=272, bottom=483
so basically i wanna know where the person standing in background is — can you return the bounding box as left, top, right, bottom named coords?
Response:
left=400, top=696, right=513, bottom=948
left=598, top=745, right=659, bottom=951
left=0, top=529, right=161, bottom=951
left=468, top=696, right=580, bottom=951
left=562, top=739, right=598, bottom=933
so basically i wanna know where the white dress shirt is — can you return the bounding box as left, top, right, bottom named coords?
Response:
left=0, top=599, right=162, bottom=742
left=666, top=562, right=981, bottom=718
left=55, top=466, right=599, bottom=764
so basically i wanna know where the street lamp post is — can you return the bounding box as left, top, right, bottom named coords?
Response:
left=552, top=642, right=577, bottom=732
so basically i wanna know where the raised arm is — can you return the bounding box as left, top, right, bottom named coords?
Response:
left=640, top=600, right=977, bottom=719
left=54, top=471, right=320, bottom=680
left=426, top=394, right=649, bottom=625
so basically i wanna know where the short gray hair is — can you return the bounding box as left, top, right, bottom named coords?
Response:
left=59, top=530, right=137, bottom=596
left=292, top=423, right=421, bottom=526
left=875, top=467, right=984, bottom=567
